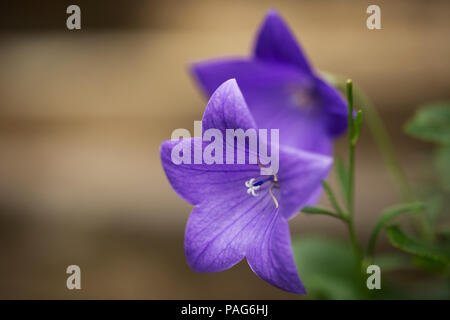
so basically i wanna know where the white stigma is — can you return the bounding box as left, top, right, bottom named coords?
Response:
left=245, top=178, right=260, bottom=197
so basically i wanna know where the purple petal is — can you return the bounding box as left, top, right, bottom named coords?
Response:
left=191, top=58, right=303, bottom=98
left=313, top=76, right=348, bottom=137
left=202, top=78, right=257, bottom=133
left=192, top=59, right=332, bottom=155
left=253, top=9, right=312, bottom=74
left=185, top=190, right=278, bottom=272
left=160, top=138, right=260, bottom=205
left=247, top=215, right=306, bottom=294
left=160, top=80, right=263, bottom=204
left=277, top=145, right=333, bottom=219
left=184, top=184, right=306, bottom=294
left=302, top=185, right=323, bottom=208
left=259, top=101, right=333, bottom=155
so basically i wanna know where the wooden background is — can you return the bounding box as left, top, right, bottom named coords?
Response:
left=0, top=0, right=449, bottom=298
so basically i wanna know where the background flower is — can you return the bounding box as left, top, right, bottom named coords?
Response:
left=191, top=9, right=348, bottom=156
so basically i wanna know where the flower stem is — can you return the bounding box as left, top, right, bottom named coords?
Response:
left=352, top=87, right=431, bottom=241
left=346, top=80, right=364, bottom=275
left=347, top=218, right=363, bottom=270
left=321, top=71, right=413, bottom=202
left=322, top=71, right=430, bottom=240
left=346, top=80, right=355, bottom=215
left=352, top=85, right=413, bottom=201
left=322, top=180, right=345, bottom=217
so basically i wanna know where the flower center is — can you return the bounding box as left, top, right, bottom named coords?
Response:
left=245, top=174, right=279, bottom=208
left=291, top=89, right=313, bottom=108
left=286, top=80, right=317, bottom=111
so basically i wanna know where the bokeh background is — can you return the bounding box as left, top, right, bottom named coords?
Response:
left=0, top=0, right=449, bottom=299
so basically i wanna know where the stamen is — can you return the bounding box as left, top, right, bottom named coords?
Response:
left=269, top=184, right=279, bottom=209
left=252, top=176, right=273, bottom=187
left=245, top=178, right=260, bottom=197
left=245, top=175, right=279, bottom=208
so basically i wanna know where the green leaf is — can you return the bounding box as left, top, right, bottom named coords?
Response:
left=294, top=236, right=411, bottom=299
left=373, top=253, right=412, bottom=272
left=386, top=225, right=450, bottom=265
left=301, top=206, right=339, bottom=217
left=404, top=101, right=450, bottom=145
left=351, top=110, right=363, bottom=145
left=367, top=202, right=425, bottom=257
left=321, top=180, right=345, bottom=217
left=434, top=146, right=450, bottom=192
left=335, top=158, right=349, bottom=202
left=413, top=255, right=449, bottom=273
left=438, top=225, right=450, bottom=241
left=424, top=193, right=445, bottom=228
left=292, top=236, right=363, bottom=299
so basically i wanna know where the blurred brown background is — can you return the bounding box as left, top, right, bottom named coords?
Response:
left=0, top=0, right=449, bottom=299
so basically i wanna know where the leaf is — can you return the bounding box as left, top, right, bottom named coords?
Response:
left=413, top=255, right=449, bottom=273
left=386, top=225, right=450, bottom=265
left=335, top=158, right=349, bottom=202
left=424, top=193, right=445, bottom=227
left=373, top=253, right=411, bottom=272
left=434, top=146, right=450, bottom=192
left=321, top=180, right=345, bottom=217
left=292, top=236, right=362, bottom=299
left=404, top=101, right=450, bottom=145
left=367, top=202, right=425, bottom=257
left=438, top=225, right=450, bottom=241
left=301, top=206, right=339, bottom=218
left=351, top=110, right=363, bottom=145
left=293, top=236, right=410, bottom=299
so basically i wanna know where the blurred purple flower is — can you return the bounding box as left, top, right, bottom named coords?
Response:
left=160, top=80, right=332, bottom=293
left=191, top=9, right=347, bottom=156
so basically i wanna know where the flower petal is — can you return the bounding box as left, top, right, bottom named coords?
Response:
left=192, top=59, right=331, bottom=155
left=185, top=190, right=278, bottom=272
left=277, top=145, right=333, bottom=219
left=246, top=214, right=306, bottom=294
left=161, top=80, right=264, bottom=204
left=202, top=78, right=257, bottom=134
left=253, top=9, right=312, bottom=74
left=191, top=58, right=303, bottom=98
left=160, top=138, right=259, bottom=205
left=314, top=76, right=348, bottom=137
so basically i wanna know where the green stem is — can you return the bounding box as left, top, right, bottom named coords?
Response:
left=347, top=218, right=363, bottom=271
left=352, top=86, right=414, bottom=201
left=321, top=71, right=430, bottom=241
left=346, top=80, right=364, bottom=274
left=321, top=71, right=413, bottom=201
left=346, top=80, right=355, bottom=215
left=322, top=180, right=345, bottom=217
left=354, top=85, right=431, bottom=241
left=301, top=206, right=346, bottom=221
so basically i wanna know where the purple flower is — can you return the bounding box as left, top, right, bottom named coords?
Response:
left=160, top=79, right=332, bottom=293
left=191, top=9, right=347, bottom=156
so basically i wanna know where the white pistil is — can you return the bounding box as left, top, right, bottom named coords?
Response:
left=245, top=178, right=261, bottom=197
left=245, top=175, right=279, bottom=208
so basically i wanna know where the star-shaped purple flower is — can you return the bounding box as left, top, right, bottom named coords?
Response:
left=191, top=9, right=347, bottom=156
left=160, top=79, right=332, bottom=293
